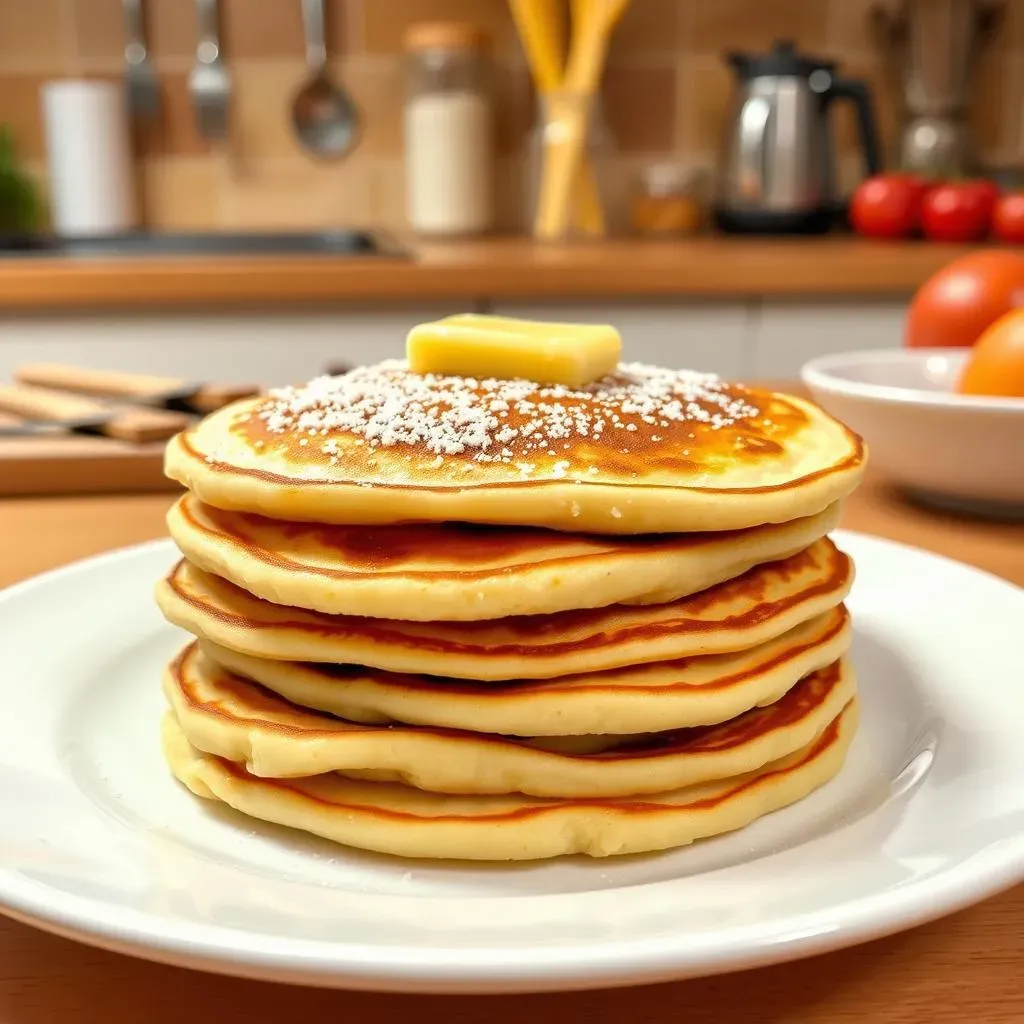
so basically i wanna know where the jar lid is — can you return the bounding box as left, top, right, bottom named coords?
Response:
left=403, top=22, right=490, bottom=53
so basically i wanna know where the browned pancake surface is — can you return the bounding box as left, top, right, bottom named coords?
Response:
left=173, top=491, right=827, bottom=579
left=161, top=537, right=851, bottom=673
left=227, top=364, right=817, bottom=488
left=172, top=643, right=848, bottom=763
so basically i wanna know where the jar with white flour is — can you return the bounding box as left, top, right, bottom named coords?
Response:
left=403, top=22, right=494, bottom=237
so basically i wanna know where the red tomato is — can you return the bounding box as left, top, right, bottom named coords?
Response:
left=992, top=193, right=1024, bottom=244
left=849, top=173, right=929, bottom=239
left=968, top=178, right=1000, bottom=208
left=921, top=181, right=997, bottom=242
left=905, top=249, right=1024, bottom=348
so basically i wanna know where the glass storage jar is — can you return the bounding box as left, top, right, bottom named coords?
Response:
left=631, top=163, right=705, bottom=238
left=403, top=22, right=494, bottom=237
left=525, top=92, right=617, bottom=240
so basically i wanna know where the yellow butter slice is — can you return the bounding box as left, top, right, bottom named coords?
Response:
left=406, top=314, right=621, bottom=388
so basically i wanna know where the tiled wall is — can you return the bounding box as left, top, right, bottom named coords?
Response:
left=2, top=0, right=1023, bottom=233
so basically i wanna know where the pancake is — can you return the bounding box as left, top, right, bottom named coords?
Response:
left=200, top=603, right=852, bottom=736
left=165, top=492, right=842, bottom=621
left=165, top=643, right=855, bottom=797
left=162, top=696, right=859, bottom=860
left=157, top=539, right=853, bottom=680
left=164, top=362, right=864, bottom=535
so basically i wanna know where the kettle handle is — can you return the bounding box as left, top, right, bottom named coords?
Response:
left=822, top=77, right=883, bottom=209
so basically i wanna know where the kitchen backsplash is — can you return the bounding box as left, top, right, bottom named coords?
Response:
left=2, top=0, right=1023, bottom=233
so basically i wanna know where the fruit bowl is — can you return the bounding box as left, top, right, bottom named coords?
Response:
left=800, top=348, right=1024, bottom=518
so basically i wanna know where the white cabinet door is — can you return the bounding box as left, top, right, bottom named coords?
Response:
left=0, top=298, right=910, bottom=389
left=487, top=301, right=753, bottom=379
left=751, top=300, right=907, bottom=380
left=0, top=304, right=463, bottom=387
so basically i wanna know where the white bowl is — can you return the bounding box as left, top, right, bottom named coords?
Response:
left=800, top=348, right=1024, bottom=518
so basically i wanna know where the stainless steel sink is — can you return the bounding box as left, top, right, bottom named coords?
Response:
left=0, top=229, right=409, bottom=258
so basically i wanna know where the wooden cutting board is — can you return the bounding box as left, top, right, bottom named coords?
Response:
left=0, top=361, right=254, bottom=497
left=0, top=419, right=178, bottom=497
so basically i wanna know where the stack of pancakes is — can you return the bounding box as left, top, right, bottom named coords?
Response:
left=155, top=354, right=866, bottom=861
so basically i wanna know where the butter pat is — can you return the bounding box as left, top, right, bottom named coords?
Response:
left=406, top=313, right=621, bottom=388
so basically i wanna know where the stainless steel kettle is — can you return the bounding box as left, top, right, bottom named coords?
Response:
left=713, top=40, right=882, bottom=234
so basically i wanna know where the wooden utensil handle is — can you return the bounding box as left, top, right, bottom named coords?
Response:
left=16, top=363, right=258, bottom=412
left=16, top=364, right=189, bottom=399
left=191, top=383, right=261, bottom=413
left=0, top=383, right=110, bottom=422
left=0, top=384, right=190, bottom=442
left=103, top=407, right=192, bottom=443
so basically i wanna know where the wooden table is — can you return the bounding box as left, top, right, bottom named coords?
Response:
left=0, top=477, right=1022, bottom=1024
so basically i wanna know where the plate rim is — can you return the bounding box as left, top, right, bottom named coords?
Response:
left=1, top=529, right=1023, bottom=993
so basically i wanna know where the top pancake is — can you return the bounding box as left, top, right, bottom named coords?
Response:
left=164, top=360, right=865, bottom=534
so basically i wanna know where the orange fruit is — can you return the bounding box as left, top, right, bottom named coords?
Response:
left=957, top=307, right=1024, bottom=398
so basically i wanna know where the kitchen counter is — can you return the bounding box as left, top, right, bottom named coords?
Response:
left=0, top=465, right=1022, bottom=1022
left=0, top=236, right=979, bottom=310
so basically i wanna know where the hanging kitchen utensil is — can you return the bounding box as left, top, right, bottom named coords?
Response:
left=291, top=0, right=360, bottom=158
left=189, top=0, right=231, bottom=141
left=122, top=0, right=161, bottom=122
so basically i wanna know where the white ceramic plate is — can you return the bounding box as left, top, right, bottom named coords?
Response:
left=801, top=348, right=1024, bottom=517
left=1, top=533, right=1023, bottom=995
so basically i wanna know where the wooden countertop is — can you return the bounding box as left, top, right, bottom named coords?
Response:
left=0, top=471, right=1022, bottom=1022
left=0, top=237, right=979, bottom=309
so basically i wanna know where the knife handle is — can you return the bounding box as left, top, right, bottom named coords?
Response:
left=103, top=407, right=193, bottom=443
left=189, top=383, right=261, bottom=413
left=16, top=363, right=189, bottom=397
left=0, top=384, right=190, bottom=442
left=15, top=363, right=258, bottom=411
left=0, top=383, right=109, bottom=423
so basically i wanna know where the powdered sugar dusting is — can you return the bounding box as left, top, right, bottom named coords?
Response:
left=253, top=360, right=760, bottom=472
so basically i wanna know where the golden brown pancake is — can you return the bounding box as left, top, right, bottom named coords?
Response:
left=162, top=697, right=859, bottom=860
left=200, top=604, right=852, bottom=736
left=156, top=539, right=853, bottom=680
left=165, top=643, right=855, bottom=797
left=165, top=492, right=842, bottom=620
left=164, top=361, right=865, bottom=534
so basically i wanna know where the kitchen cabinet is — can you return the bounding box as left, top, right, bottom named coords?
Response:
left=0, top=295, right=910, bottom=386
left=487, top=301, right=753, bottom=379
left=0, top=304, right=466, bottom=386
left=489, top=299, right=909, bottom=380
left=750, top=300, right=906, bottom=379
